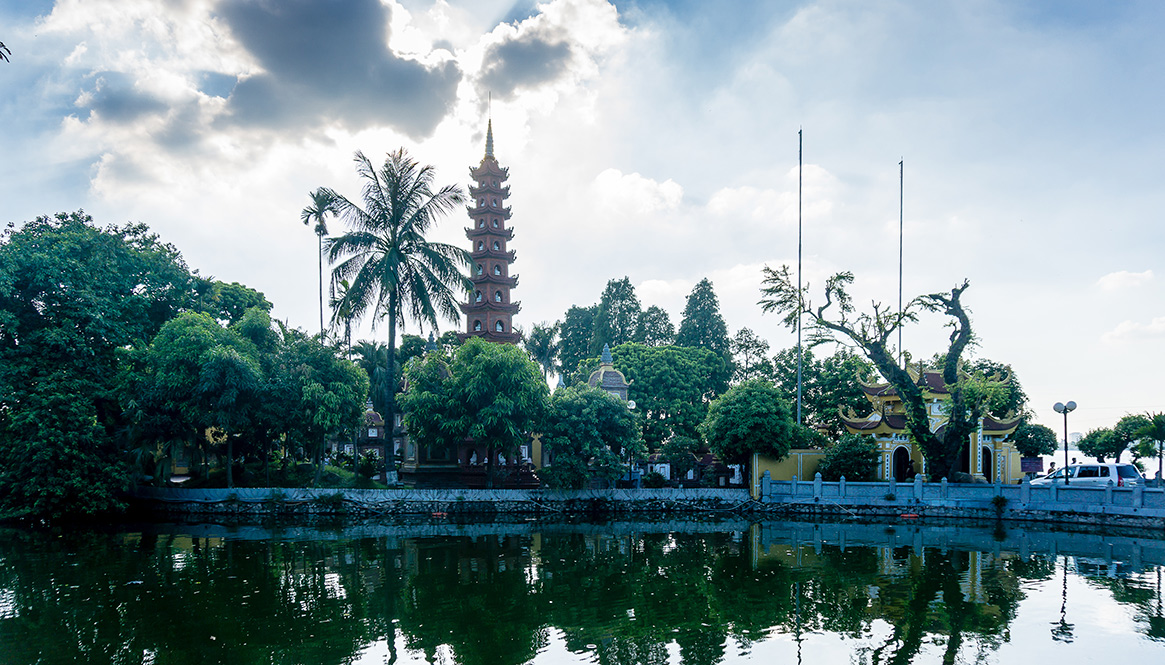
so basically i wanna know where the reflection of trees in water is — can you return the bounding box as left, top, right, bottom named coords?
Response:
left=1074, top=557, right=1165, bottom=642
left=1, top=527, right=1162, bottom=665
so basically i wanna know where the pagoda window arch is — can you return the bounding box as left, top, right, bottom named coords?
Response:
left=477, top=240, right=485, bottom=251
left=473, top=320, right=482, bottom=332
left=474, top=291, right=482, bottom=303
left=491, top=219, right=499, bottom=228
left=491, top=198, right=498, bottom=207
left=495, top=321, right=504, bottom=332
left=494, top=290, right=502, bottom=302
left=478, top=198, right=484, bottom=207
left=492, top=240, right=500, bottom=251
left=476, top=264, right=483, bottom=275
left=493, top=265, right=502, bottom=276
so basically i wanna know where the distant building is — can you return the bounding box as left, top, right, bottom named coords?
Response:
left=587, top=344, right=630, bottom=400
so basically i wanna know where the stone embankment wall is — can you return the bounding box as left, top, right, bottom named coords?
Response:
left=756, top=471, right=1165, bottom=529
left=132, top=487, right=752, bottom=518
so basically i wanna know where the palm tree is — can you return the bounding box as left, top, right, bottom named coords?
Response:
left=330, top=278, right=355, bottom=356
left=301, top=188, right=335, bottom=340
left=524, top=322, right=560, bottom=381
left=322, top=149, right=470, bottom=482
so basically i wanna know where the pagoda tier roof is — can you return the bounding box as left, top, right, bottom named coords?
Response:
left=467, top=204, right=512, bottom=219
left=839, top=407, right=909, bottom=433
left=470, top=274, right=519, bottom=288
left=470, top=248, right=516, bottom=262
left=469, top=159, right=509, bottom=179
left=983, top=413, right=1022, bottom=433
left=860, top=368, right=951, bottom=398
left=460, top=301, right=522, bottom=315
left=465, top=226, right=514, bottom=240
left=458, top=330, right=522, bottom=344
left=469, top=183, right=511, bottom=198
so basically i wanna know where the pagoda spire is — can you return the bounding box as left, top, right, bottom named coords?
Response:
left=485, top=119, right=494, bottom=159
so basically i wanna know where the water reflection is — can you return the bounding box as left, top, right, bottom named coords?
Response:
left=0, top=520, right=1162, bottom=664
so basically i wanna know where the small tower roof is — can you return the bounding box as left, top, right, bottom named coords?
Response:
left=601, top=343, right=613, bottom=365
left=425, top=331, right=439, bottom=354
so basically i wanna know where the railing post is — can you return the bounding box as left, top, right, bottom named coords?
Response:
left=888, top=476, right=896, bottom=498
left=941, top=477, right=949, bottom=499
left=913, top=474, right=923, bottom=501
left=839, top=475, right=847, bottom=498
left=1050, top=479, right=1058, bottom=502
left=761, top=470, right=772, bottom=501
left=1105, top=479, right=1113, bottom=504
left=1133, top=484, right=1143, bottom=509
left=814, top=472, right=823, bottom=499
left=1021, top=476, right=1030, bottom=505
left=791, top=475, right=798, bottom=497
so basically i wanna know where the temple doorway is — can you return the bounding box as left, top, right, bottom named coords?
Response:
left=892, top=447, right=912, bottom=481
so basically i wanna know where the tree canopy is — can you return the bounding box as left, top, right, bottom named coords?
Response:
left=558, top=304, right=598, bottom=378
left=590, top=277, right=641, bottom=354
left=676, top=278, right=732, bottom=373
left=772, top=347, right=874, bottom=436
left=636, top=305, right=675, bottom=347
left=0, top=211, right=194, bottom=520
left=699, top=379, right=795, bottom=472
left=816, top=434, right=880, bottom=481
left=1008, top=421, right=1058, bottom=458
left=540, top=385, right=644, bottom=489
left=760, top=266, right=1002, bottom=480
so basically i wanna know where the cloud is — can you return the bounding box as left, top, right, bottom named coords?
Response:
left=1097, top=269, right=1153, bottom=291
left=1102, top=316, right=1165, bottom=344
left=593, top=168, right=683, bottom=216
left=76, top=71, right=168, bottom=123
left=480, top=32, right=573, bottom=100
left=216, top=0, right=461, bottom=138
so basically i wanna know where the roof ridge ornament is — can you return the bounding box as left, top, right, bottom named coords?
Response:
left=601, top=343, right=613, bottom=365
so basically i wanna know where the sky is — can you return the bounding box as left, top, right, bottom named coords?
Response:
left=2, top=0, right=1163, bottom=436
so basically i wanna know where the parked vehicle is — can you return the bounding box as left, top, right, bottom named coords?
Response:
left=1030, top=462, right=1145, bottom=487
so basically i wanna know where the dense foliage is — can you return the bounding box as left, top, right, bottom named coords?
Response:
left=699, top=379, right=795, bottom=472
left=1008, top=421, right=1058, bottom=457
left=816, top=434, right=880, bottom=481
left=540, top=385, right=644, bottom=489
left=772, top=347, right=874, bottom=436
left=0, top=212, right=194, bottom=520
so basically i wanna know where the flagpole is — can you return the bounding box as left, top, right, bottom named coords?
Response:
left=797, top=128, right=803, bottom=425
left=898, top=159, right=903, bottom=367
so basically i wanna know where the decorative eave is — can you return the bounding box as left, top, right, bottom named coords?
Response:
left=469, top=248, right=517, bottom=262
left=838, top=406, right=909, bottom=435
left=465, top=226, right=514, bottom=240
left=983, top=413, right=1022, bottom=435
left=458, top=330, right=522, bottom=344
left=460, top=300, right=522, bottom=315
left=469, top=183, right=511, bottom=199
left=467, top=204, right=512, bottom=219
left=469, top=161, right=509, bottom=180
left=470, top=274, right=519, bottom=288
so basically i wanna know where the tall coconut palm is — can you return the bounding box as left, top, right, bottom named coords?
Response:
left=524, top=322, right=560, bottom=381
left=301, top=188, right=335, bottom=340
left=322, top=149, right=470, bottom=482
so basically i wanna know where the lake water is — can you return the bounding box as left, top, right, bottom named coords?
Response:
left=1, top=518, right=1162, bottom=664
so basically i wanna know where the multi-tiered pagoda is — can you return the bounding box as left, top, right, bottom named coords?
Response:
left=460, top=120, right=520, bottom=343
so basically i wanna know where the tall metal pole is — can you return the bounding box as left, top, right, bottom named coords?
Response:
left=898, top=159, right=903, bottom=367
left=796, top=128, right=803, bottom=426
left=1062, top=409, right=1071, bottom=486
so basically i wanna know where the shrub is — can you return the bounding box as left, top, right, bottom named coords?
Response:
left=643, top=471, right=668, bottom=488
left=816, top=434, right=879, bottom=481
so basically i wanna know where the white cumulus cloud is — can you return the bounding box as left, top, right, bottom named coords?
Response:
left=1102, top=316, right=1165, bottom=344
left=1097, top=269, right=1153, bottom=291
left=593, top=168, right=683, bottom=216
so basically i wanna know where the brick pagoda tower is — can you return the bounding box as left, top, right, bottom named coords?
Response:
left=460, top=119, right=521, bottom=343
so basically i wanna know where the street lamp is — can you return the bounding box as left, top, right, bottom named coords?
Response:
left=1053, top=401, right=1076, bottom=485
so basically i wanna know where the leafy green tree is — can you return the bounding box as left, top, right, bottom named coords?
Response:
left=730, top=327, right=774, bottom=383
left=322, top=149, right=470, bottom=481
left=676, top=278, right=732, bottom=375
left=589, top=277, right=641, bottom=354
left=659, top=435, right=700, bottom=482
left=816, top=433, right=879, bottom=481
left=401, top=338, right=548, bottom=487
left=761, top=266, right=1000, bottom=481
left=351, top=341, right=390, bottom=416
left=0, top=211, right=194, bottom=520
left=772, top=347, right=874, bottom=437
left=197, top=346, right=263, bottom=488
left=541, top=385, right=644, bottom=489
left=1077, top=427, right=1124, bottom=462
left=1008, top=421, right=1058, bottom=457
left=698, top=379, right=795, bottom=477
left=636, top=305, right=675, bottom=346
left=211, top=281, right=272, bottom=326
left=575, top=343, right=727, bottom=449
left=558, top=304, right=597, bottom=376
left=301, top=188, right=335, bottom=339
left=1134, top=412, right=1165, bottom=482
left=1115, top=414, right=1151, bottom=459
left=524, top=321, right=559, bottom=380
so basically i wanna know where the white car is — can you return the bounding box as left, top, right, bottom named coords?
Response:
left=1030, top=462, right=1145, bottom=488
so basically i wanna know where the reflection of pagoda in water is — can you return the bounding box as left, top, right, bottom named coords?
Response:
left=459, top=119, right=520, bottom=344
